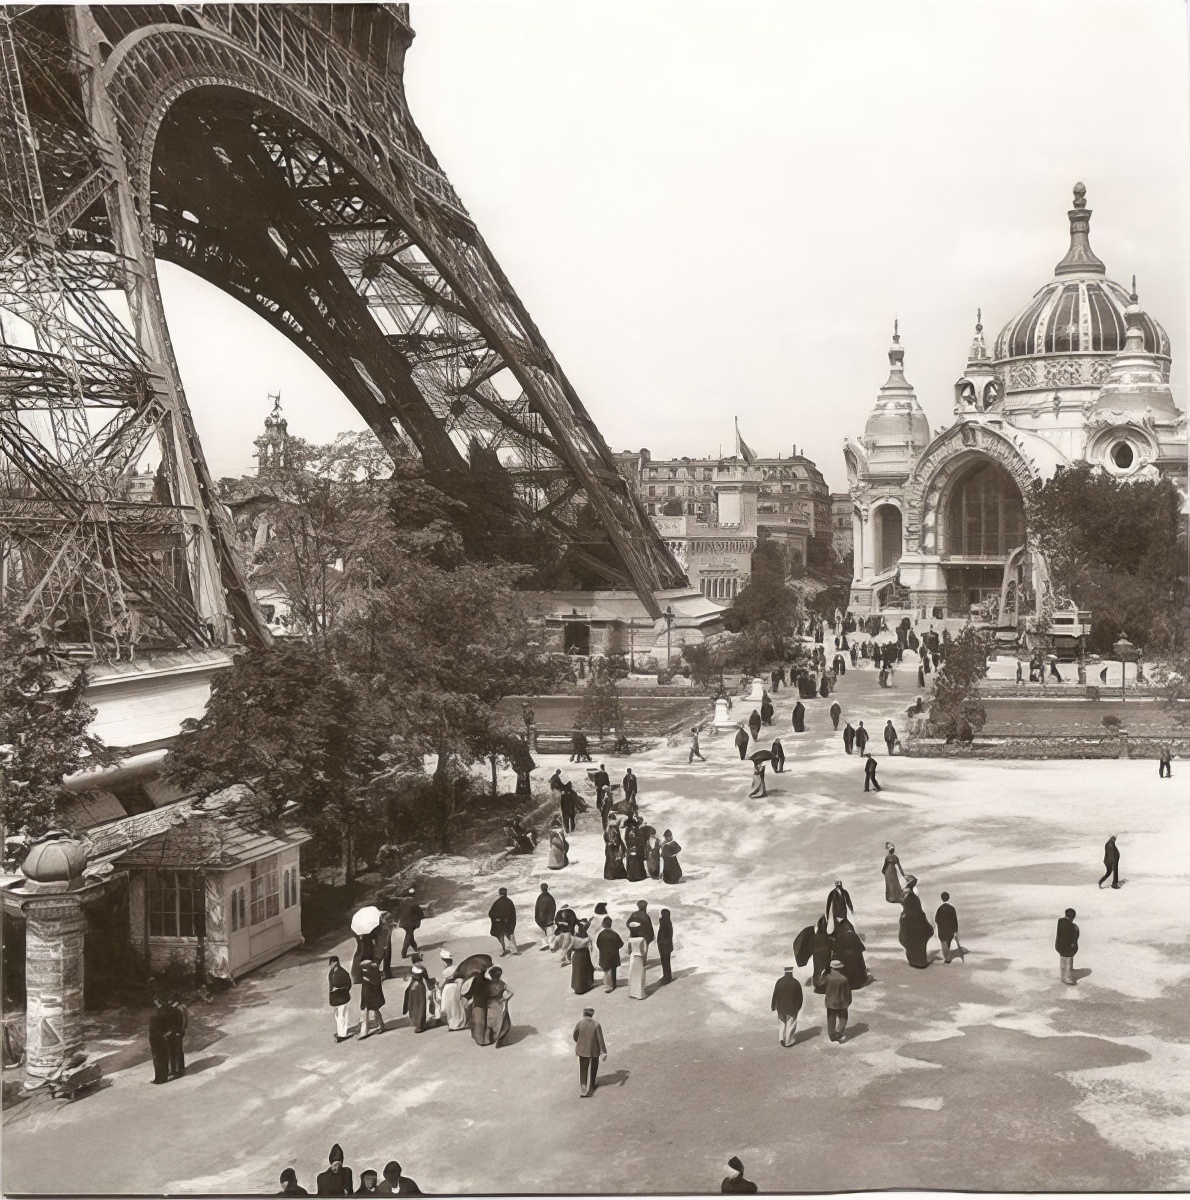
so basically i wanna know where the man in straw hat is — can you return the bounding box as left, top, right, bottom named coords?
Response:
left=823, top=958, right=853, bottom=1043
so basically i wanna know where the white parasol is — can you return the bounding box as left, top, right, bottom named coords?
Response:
left=350, top=905, right=383, bottom=936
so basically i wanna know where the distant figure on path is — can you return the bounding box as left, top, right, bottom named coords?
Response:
left=770, top=738, right=786, bottom=773
left=592, top=763, right=611, bottom=803
left=721, top=1156, right=759, bottom=1194
left=842, top=721, right=855, bottom=754
left=560, top=784, right=578, bottom=834
left=898, top=876, right=933, bottom=968
left=484, top=966, right=513, bottom=1047
left=570, top=921, right=597, bottom=994
left=1056, top=908, right=1080, bottom=985
left=863, top=754, right=881, bottom=792
left=358, top=959, right=386, bottom=1038
left=771, top=966, right=803, bottom=1047
left=935, top=892, right=960, bottom=963
left=328, top=955, right=353, bottom=1043
left=1159, top=746, right=1172, bottom=778
left=597, top=916, right=624, bottom=991
left=810, top=915, right=833, bottom=989
left=398, top=888, right=423, bottom=960
left=646, top=831, right=662, bottom=880
left=661, top=830, right=683, bottom=884
left=792, top=700, right=806, bottom=733
left=689, top=727, right=705, bottom=763
left=749, top=760, right=768, bottom=798
left=855, top=721, right=869, bottom=754
left=627, top=935, right=647, bottom=999
left=882, top=842, right=906, bottom=903
left=148, top=996, right=171, bottom=1084
left=316, top=1145, right=353, bottom=1196
left=573, top=1006, right=608, bottom=1098
left=167, top=995, right=188, bottom=1078
left=884, top=720, right=901, bottom=754
left=438, top=950, right=467, bottom=1031
left=626, top=900, right=654, bottom=967
left=823, top=960, right=853, bottom=1043
left=488, top=887, right=519, bottom=956
left=760, top=693, right=775, bottom=726
left=734, top=726, right=750, bottom=761
left=622, top=768, right=638, bottom=807
left=535, top=883, right=557, bottom=949
left=1098, top=836, right=1121, bottom=889
left=832, top=919, right=869, bottom=986
left=829, top=700, right=841, bottom=730
left=825, top=880, right=854, bottom=933
left=548, top=822, right=569, bottom=870
left=657, top=908, right=675, bottom=984
left=748, top=709, right=762, bottom=740
left=402, top=962, right=433, bottom=1033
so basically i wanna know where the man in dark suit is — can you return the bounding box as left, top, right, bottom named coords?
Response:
left=559, top=783, right=578, bottom=834
left=591, top=763, right=611, bottom=803
left=488, top=887, right=518, bottom=956
left=842, top=721, right=855, bottom=754
left=535, top=883, right=557, bottom=950
left=1098, top=836, right=1120, bottom=889
left=573, top=1006, right=608, bottom=1098
left=1056, top=908, right=1080, bottom=985
left=397, top=888, right=423, bottom=960
left=148, top=996, right=171, bottom=1084
left=864, top=754, right=881, bottom=792
left=596, top=916, right=624, bottom=991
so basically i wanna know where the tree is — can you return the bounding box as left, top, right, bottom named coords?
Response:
left=0, top=615, right=121, bottom=841
left=927, top=627, right=993, bottom=742
left=681, top=640, right=730, bottom=689
left=1027, top=463, right=1186, bottom=653
left=723, top=540, right=805, bottom=665
left=578, top=659, right=625, bottom=737
left=163, top=641, right=384, bottom=879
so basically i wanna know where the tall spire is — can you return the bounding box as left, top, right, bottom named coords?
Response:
left=1054, top=181, right=1106, bottom=277
left=968, top=308, right=989, bottom=363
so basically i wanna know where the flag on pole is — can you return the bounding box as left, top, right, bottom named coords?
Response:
left=734, top=417, right=757, bottom=467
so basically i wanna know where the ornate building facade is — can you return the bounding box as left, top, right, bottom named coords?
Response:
left=844, top=184, right=1187, bottom=621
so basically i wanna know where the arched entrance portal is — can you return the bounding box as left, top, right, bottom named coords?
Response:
left=941, top=458, right=1026, bottom=616
left=873, top=504, right=903, bottom=575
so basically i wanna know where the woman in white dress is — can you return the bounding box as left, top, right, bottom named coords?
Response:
left=627, top=934, right=647, bottom=999
left=437, top=950, right=467, bottom=1031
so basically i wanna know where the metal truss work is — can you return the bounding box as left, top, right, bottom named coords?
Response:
left=0, top=4, right=685, bottom=661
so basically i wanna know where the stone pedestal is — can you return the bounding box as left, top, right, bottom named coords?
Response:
left=745, top=677, right=767, bottom=704
left=22, top=894, right=87, bottom=1079
left=712, top=697, right=736, bottom=731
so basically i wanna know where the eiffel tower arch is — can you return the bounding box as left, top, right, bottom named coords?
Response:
left=0, top=3, right=686, bottom=660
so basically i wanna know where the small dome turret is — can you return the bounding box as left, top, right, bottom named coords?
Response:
left=863, top=322, right=932, bottom=463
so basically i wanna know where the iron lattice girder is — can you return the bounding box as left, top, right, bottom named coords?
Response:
left=3, top=4, right=685, bottom=635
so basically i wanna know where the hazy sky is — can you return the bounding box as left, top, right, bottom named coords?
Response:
left=159, top=0, right=1189, bottom=492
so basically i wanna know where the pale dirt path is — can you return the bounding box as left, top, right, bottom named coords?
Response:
left=4, top=663, right=1189, bottom=1194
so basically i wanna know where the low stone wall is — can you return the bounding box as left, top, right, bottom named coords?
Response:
left=907, top=735, right=1190, bottom=760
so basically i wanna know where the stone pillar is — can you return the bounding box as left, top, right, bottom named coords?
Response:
left=712, top=697, right=735, bottom=730
left=746, top=677, right=766, bottom=703
left=851, top=509, right=863, bottom=581
left=22, top=894, right=87, bottom=1079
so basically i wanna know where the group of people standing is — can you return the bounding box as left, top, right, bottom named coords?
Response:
left=147, top=995, right=188, bottom=1084
left=277, top=1145, right=420, bottom=1195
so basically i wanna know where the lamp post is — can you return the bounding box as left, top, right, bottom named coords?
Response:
left=664, top=605, right=675, bottom=670
left=1113, top=632, right=1137, bottom=703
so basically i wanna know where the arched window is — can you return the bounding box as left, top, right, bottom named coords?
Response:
left=945, top=460, right=1025, bottom=557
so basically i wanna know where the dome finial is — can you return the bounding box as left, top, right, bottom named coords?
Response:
left=893, top=316, right=899, bottom=343
left=1055, top=181, right=1105, bottom=277
left=975, top=307, right=982, bottom=334
left=1130, top=274, right=1138, bottom=303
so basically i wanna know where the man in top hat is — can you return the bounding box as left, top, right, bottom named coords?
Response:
left=573, top=1006, right=608, bottom=1098
left=771, top=966, right=803, bottom=1047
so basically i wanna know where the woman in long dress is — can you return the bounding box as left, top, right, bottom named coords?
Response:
left=570, top=921, right=596, bottom=994
left=656, top=909, right=674, bottom=983
left=402, top=963, right=433, bottom=1032
left=882, top=842, right=907, bottom=904
left=833, top=919, right=869, bottom=987
left=485, top=966, right=514, bottom=1047
left=604, top=821, right=627, bottom=880
left=627, top=935, right=647, bottom=999
left=810, top=916, right=833, bottom=991
left=438, top=954, right=467, bottom=1031
left=548, top=824, right=569, bottom=870
left=464, top=970, right=493, bottom=1045
left=645, top=833, right=662, bottom=880
left=624, top=825, right=647, bottom=882
left=898, top=876, right=934, bottom=969
left=661, top=829, right=683, bottom=884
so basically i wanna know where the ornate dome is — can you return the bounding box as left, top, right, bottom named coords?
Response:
left=863, top=323, right=932, bottom=451
left=993, top=184, right=1171, bottom=376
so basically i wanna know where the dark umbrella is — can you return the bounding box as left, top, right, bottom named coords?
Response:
left=792, top=925, right=815, bottom=967
left=748, top=749, right=773, bottom=764
left=638, top=823, right=657, bottom=839
left=455, top=953, right=494, bottom=980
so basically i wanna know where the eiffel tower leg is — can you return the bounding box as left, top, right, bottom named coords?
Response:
left=67, top=6, right=267, bottom=647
